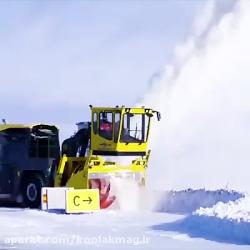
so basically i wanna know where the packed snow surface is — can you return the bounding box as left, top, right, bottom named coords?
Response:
left=1, top=189, right=250, bottom=249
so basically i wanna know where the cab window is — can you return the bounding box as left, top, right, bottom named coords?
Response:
left=29, top=127, right=59, bottom=158
left=114, top=112, right=121, bottom=142
left=93, top=112, right=98, bottom=134
left=120, top=114, right=149, bottom=143
left=99, top=112, right=113, bottom=140
left=0, top=143, right=3, bottom=161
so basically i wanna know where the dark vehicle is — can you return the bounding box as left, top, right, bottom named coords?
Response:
left=0, top=124, right=60, bottom=207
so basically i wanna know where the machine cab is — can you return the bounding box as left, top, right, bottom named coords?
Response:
left=90, top=106, right=160, bottom=156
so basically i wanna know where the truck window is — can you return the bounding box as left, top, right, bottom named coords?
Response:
left=0, top=144, right=3, bottom=161
left=29, top=127, right=59, bottom=158
left=114, top=112, right=121, bottom=143
left=120, top=114, right=149, bottom=143
left=99, top=112, right=113, bottom=140
left=93, top=113, right=98, bottom=134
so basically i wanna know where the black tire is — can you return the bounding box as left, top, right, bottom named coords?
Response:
left=21, top=174, right=46, bottom=208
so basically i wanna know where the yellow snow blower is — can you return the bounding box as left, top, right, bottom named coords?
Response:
left=41, top=106, right=160, bottom=213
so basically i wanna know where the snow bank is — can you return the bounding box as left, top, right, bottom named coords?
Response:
left=196, top=194, right=250, bottom=222
left=155, top=189, right=243, bottom=214
left=153, top=189, right=250, bottom=244
left=185, top=195, right=250, bottom=244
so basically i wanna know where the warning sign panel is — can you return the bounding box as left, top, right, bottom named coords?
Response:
left=66, top=189, right=100, bottom=213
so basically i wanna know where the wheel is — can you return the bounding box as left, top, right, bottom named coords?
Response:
left=21, top=174, right=46, bottom=208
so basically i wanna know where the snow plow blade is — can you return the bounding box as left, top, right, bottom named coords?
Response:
left=41, top=187, right=100, bottom=213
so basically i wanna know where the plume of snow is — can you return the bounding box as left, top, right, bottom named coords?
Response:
left=143, top=0, right=250, bottom=191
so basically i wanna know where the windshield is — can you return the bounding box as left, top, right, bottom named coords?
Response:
left=120, top=113, right=149, bottom=143
left=30, top=125, right=59, bottom=158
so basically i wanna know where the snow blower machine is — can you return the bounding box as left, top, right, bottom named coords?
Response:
left=41, top=106, right=161, bottom=213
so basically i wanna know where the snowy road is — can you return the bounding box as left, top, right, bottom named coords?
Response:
left=0, top=208, right=249, bottom=250
left=1, top=190, right=250, bottom=250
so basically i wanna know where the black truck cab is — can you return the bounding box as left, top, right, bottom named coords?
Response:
left=0, top=124, right=60, bottom=207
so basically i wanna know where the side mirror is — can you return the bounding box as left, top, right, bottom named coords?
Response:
left=157, top=112, right=161, bottom=121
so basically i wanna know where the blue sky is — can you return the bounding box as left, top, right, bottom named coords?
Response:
left=0, top=0, right=205, bottom=139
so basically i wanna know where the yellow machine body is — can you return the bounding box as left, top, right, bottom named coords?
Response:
left=53, top=106, right=160, bottom=210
